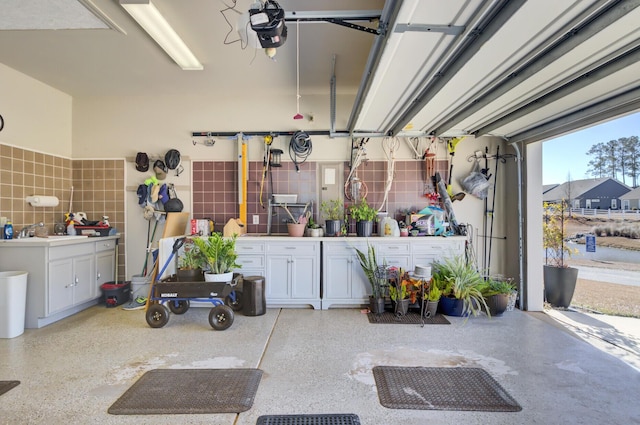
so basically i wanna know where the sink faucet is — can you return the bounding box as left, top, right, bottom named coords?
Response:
left=18, top=222, right=44, bottom=238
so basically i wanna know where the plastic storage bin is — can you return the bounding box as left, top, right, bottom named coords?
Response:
left=100, top=281, right=131, bottom=307
left=0, top=271, right=29, bottom=338
left=242, top=276, right=266, bottom=316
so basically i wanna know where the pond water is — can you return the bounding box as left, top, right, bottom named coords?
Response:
left=568, top=241, right=640, bottom=263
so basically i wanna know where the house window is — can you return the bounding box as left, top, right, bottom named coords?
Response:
left=586, top=199, right=591, bottom=208
left=611, top=199, right=617, bottom=209
left=573, top=200, right=580, bottom=208
left=622, top=200, right=630, bottom=210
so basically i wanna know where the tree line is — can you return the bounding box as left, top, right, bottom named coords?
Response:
left=587, top=135, right=639, bottom=188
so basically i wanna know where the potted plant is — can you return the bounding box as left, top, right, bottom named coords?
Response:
left=479, top=277, right=515, bottom=316
left=193, top=233, right=241, bottom=282
left=543, top=200, right=579, bottom=308
left=349, top=198, right=378, bottom=237
left=425, top=284, right=441, bottom=318
left=176, top=237, right=205, bottom=281
left=431, top=255, right=489, bottom=319
left=354, top=243, right=387, bottom=314
left=320, top=199, right=344, bottom=236
left=389, top=268, right=411, bottom=316
left=305, top=217, right=324, bottom=237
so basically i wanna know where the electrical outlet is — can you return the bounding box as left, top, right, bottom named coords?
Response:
left=253, top=215, right=260, bottom=224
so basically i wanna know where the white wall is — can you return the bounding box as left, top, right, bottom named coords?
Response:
left=0, top=63, right=72, bottom=156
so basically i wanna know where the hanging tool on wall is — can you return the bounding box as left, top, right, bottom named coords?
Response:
left=422, top=137, right=437, bottom=197
left=259, top=134, right=274, bottom=208
left=345, top=138, right=369, bottom=202
left=378, top=137, right=399, bottom=212
left=446, top=136, right=467, bottom=201
left=289, top=130, right=312, bottom=172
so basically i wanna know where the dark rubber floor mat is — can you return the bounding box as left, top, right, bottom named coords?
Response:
left=0, top=381, right=20, bottom=396
left=257, top=414, right=361, bottom=425
left=373, top=366, right=521, bottom=412
left=367, top=311, right=450, bottom=325
left=108, top=368, right=262, bottom=415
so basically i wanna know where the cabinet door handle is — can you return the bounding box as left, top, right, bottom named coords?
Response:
left=75, top=276, right=79, bottom=285
left=285, top=247, right=296, bottom=250
left=97, top=272, right=101, bottom=280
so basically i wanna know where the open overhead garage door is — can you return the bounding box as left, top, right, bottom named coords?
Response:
left=350, top=0, right=640, bottom=143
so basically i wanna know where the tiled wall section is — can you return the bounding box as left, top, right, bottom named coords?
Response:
left=192, top=159, right=450, bottom=234
left=0, top=144, right=126, bottom=280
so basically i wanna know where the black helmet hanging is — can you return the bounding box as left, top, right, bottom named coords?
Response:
left=165, top=149, right=181, bottom=170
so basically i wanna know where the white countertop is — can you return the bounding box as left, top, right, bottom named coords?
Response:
left=0, top=234, right=120, bottom=247
left=237, top=234, right=466, bottom=241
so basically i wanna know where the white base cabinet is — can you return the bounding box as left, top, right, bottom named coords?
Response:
left=322, top=237, right=465, bottom=309
left=235, top=239, right=321, bottom=309
left=234, top=236, right=465, bottom=310
left=0, top=236, right=118, bottom=328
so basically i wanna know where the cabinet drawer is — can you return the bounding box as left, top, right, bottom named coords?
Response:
left=411, top=240, right=463, bottom=253
left=236, top=242, right=265, bottom=254
left=323, top=241, right=367, bottom=255
left=266, top=242, right=318, bottom=255
left=237, top=255, right=264, bottom=268
left=95, top=239, right=116, bottom=252
left=50, top=243, right=94, bottom=260
left=375, top=242, right=410, bottom=254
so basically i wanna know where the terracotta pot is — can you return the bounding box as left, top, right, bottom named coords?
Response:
left=287, top=223, right=306, bottom=237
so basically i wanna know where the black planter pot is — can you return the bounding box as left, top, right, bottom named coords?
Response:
left=176, top=268, right=204, bottom=282
left=544, top=265, right=578, bottom=308
left=356, top=220, right=373, bottom=237
left=369, top=296, right=386, bottom=314
left=485, top=294, right=509, bottom=316
left=438, top=296, right=466, bottom=317
left=325, top=220, right=342, bottom=236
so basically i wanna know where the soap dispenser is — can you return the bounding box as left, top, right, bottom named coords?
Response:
left=4, top=219, right=13, bottom=239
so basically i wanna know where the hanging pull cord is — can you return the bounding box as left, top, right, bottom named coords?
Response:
left=289, top=131, right=312, bottom=172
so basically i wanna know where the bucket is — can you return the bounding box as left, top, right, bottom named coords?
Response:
left=131, top=274, right=151, bottom=300
left=0, top=271, right=29, bottom=338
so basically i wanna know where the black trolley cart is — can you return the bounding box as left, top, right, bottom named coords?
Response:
left=145, top=238, right=242, bottom=330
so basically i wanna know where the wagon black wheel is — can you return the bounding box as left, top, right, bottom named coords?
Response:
left=146, top=304, right=170, bottom=328
left=209, top=305, right=234, bottom=330
left=225, top=291, right=243, bottom=312
left=167, top=300, right=190, bottom=315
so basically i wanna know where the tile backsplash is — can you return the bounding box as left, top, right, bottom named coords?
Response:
left=192, top=159, right=449, bottom=234
left=0, top=144, right=126, bottom=280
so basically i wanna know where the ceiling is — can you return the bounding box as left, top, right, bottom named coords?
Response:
left=1, top=0, right=639, bottom=143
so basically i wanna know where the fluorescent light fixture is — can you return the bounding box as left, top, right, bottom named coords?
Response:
left=120, top=0, right=202, bottom=70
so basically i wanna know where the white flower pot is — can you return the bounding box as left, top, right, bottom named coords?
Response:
left=204, top=271, right=233, bottom=283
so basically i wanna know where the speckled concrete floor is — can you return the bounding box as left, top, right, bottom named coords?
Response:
left=0, top=306, right=638, bottom=424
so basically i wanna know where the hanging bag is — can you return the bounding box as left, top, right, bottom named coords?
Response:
left=164, top=183, right=184, bottom=212
left=461, top=160, right=491, bottom=199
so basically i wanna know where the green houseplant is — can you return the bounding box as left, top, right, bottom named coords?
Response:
left=543, top=200, right=579, bottom=308
left=431, top=255, right=489, bottom=319
left=177, top=237, right=205, bottom=281
left=479, top=277, right=515, bottom=316
left=424, top=284, right=441, bottom=318
left=193, top=233, right=241, bottom=282
left=320, top=199, right=344, bottom=236
left=354, top=243, right=387, bottom=313
left=349, top=198, right=378, bottom=237
left=389, top=268, right=412, bottom=316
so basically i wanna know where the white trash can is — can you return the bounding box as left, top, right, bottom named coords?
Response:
left=0, top=271, right=28, bottom=338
